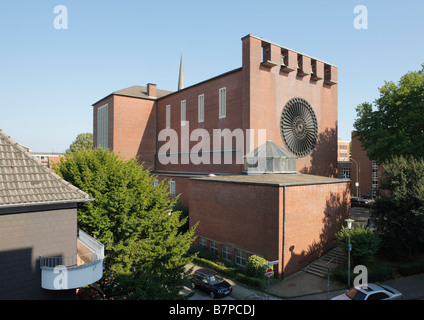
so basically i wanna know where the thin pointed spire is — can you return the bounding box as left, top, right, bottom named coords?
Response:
left=178, top=54, right=184, bottom=91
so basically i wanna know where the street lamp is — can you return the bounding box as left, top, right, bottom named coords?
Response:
left=345, top=218, right=355, bottom=288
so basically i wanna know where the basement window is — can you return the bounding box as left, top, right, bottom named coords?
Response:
left=235, top=249, right=247, bottom=267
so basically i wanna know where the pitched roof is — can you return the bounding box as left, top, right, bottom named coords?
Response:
left=113, top=85, right=173, bottom=99
left=0, top=130, right=92, bottom=208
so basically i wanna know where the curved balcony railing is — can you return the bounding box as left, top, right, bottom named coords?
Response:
left=40, top=229, right=104, bottom=290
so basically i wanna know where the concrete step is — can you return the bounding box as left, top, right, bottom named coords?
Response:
left=303, top=247, right=346, bottom=277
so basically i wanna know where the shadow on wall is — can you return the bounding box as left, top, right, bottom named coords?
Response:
left=300, top=126, right=338, bottom=178
left=283, top=186, right=350, bottom=277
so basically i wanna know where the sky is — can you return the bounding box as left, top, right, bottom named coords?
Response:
left=0, top=0, right=423, bottom=152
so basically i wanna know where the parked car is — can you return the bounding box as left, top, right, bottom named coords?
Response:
left=331, top=283, right=402, bottom=300
left=351, top=197, right=374, bottom=208
left=191, top=268, right=232, bottom=298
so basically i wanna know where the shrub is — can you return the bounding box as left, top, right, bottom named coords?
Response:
left=245, top=255, right=269, bottom=279
left=336, top=225, right=381, bottom=265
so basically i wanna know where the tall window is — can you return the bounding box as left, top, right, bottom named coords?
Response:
left=170, top=180, right=176, bottom=195
left=372, top=161, right=378, bottom=197
left=181, top=100, right=186, bottom=126
left=235, top=249, right=246, bottom=267
left=210, top=240, right=219, bottom=255
left=97, top=104, right=108, bottom=148
left=222, top=244, right=232, bottom=261
left=219, top=87, right=226, bottom=119
left=166, top=105, right=171, bottom=129
left=198, top=94, right=204, bottom=123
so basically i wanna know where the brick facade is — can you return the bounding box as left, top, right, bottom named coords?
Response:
left=92, top=34, right=347, bottom=278
left=189, top=175, right=350, bottom=278
left=0, top=208, right=78, bottom=299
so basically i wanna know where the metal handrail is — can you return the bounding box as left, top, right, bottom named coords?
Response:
left=40, top=229, right=104, bottom=269
left=40, top=252, right=98, bottom=268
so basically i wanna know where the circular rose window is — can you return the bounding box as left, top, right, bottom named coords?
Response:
left=280, top=98, right=318, bottom=158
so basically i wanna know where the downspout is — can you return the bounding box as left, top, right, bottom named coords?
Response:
left=282, top=186, right=286, bottom=278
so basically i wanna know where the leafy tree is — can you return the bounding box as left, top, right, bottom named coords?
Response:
left=371, top=156, right=424, bottom=261
left=353, top=65, right=424, bottom=163
left=66, top=133, right=93, bottom=154
left=53, top=148, right=197, bottom=298
left=336, top=225, right=381, bottom=266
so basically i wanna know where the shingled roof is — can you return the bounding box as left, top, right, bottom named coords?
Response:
left=0, top=130, right=93, bottom=208
left=113, top=85, right=173, bottom=99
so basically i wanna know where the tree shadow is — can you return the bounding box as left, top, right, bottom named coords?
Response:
left=283, top=186, right=350, bottom=278
left=299, top=126, right=338, bottom=178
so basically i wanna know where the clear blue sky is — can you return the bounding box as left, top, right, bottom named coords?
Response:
left=1, top=0, right=423, bottom=152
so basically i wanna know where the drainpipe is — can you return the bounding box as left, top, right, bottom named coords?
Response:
left=282, top=186, right=286, bottom=278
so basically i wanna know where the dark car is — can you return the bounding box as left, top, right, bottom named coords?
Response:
left=191, top=268, right=232, bottom=298
left=351, top=197, right=374, bottom=208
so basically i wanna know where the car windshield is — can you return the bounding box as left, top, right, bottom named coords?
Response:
left=207, top=274, right=224, bottom=284
left=346, top=288, right=367, bottom=300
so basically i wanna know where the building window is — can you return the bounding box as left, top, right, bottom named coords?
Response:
left=372, top=161, right=378, bottom=197
left=170, top=180, right=176, bottom=195
left=181, top=100, right=186, bottom=126
left=199, top=237, right=207, bottom=248
left=166, top=105, right=171, bottom=129
left=219, top=87, right=226, bottom=119
left=210, top=240, right=219, bottom=255
left=235, top=249, right=246, bottom=267
left=97, top=104, right=108, bottom=148
left=198, top=94, right=204, bottom=123
left=222, top=244, right=232, bottom=261
left=341, top=167, right=351, bottom=180
left=154, top=179, right=159, bottom=187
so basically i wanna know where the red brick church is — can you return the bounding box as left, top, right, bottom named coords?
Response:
left=92, top=34, right=349, bottom=278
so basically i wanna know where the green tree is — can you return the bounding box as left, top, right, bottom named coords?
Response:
left=353, top=65, right=424, bottom=163
left=336, top=225, right=381, bottom=266
left=371, top=156, right=424, bottom=261
left=53, top=148, right=197, bottom=298
left=66, top=133, right=93, bottom=154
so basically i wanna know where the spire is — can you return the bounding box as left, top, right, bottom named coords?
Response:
left=178, top=54, right=184, bottom=90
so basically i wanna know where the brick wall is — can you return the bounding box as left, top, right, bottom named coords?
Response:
left=189, top=179, right=281, bottom=262
left=156, top=69, right=244, bottom=174
left=282, top=182, right=350, bottom=276
left=242, top=35, right=339, bottom=178
left=188, top=177, right=350, bottom=278
left=0, top=208, right=78, bottom=299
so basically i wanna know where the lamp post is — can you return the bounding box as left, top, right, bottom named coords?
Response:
left=345, top=218, right=354, bottom=288
left=351, top=158, right=359, bottom=197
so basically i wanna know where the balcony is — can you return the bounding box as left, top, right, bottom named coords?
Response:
left=40, top=229, right=104, bottom=290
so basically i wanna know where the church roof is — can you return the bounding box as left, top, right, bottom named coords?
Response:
left=0, top=130, right=92, bottom=209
